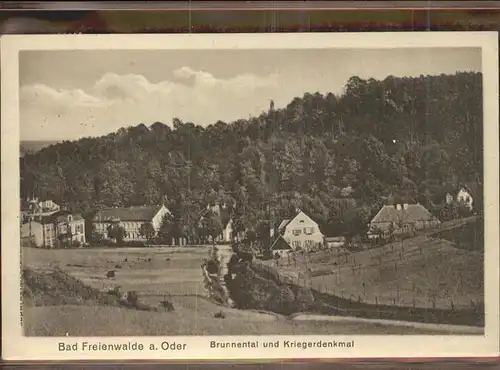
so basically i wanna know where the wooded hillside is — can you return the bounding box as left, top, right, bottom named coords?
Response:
left=20, top=72, right=483, bottom=241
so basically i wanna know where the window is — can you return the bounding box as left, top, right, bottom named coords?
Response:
left=292, top=241, right=301, bottom=249
left=68, top=215, right=73, bottom=222
left=304, top=227, right=314, bottom=235
left=292, top=229, right=301, bottom=236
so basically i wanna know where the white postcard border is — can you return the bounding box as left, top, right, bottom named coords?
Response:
left=2, top=32, right=499, bottom=361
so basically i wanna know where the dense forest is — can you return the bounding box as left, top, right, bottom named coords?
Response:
left=20, top=72, right=483, bottom=243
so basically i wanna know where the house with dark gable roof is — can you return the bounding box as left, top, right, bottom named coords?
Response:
left=271, top=209, right=324, bottom=252
left=368, top=203, right=440, bottom=238
left=92, top=204, right=171, bottom=241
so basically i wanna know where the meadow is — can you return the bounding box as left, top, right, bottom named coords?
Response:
left=22, top=245, right=474, bottom=336
left=271, top=234, right=484, bottom=311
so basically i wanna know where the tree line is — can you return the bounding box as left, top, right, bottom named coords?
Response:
left=20, top=71, right=483, bottom=243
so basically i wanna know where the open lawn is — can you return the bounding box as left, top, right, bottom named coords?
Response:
left=22, top=241, right=483, bottom=335
left=24, top=301, right=469, bottom=336
left=271, top=234, right=483, bottom=310
left=23, top=246, right=210, bottom=296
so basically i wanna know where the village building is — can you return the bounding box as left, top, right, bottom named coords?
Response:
left=367, top=203, right=440, bottom=239
left=445, top=192, right=455, bottom=205
left=272, top=210, right=324, bottom=252
left=20, top=210, right=85, bottom=248
left=92, top=205, right=171, bottom=241
left=198, top=203, right=234, bottom=244
left=456, top=186, right=475, bottom=211
left=20, top=217, right=56, bottom=248
left=270, top=235, right=293, bottom=257
left=440, top=183, right=480, bottom=212
left=324, top=236, right=347, bottom=248
left=53, top=210, right=86, bottom=244
left=20, top=197, right=60, bottom=223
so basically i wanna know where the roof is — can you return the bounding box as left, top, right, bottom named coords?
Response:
left=370, top=204, right=438, bottom=224
left=270, top=236, right=292, bottom=251
left=459, top=182, right=481, bottom=199
left=52, top=210, right=84, bottom=223
left=93, top=205, right=165, bottom=222
left=277, top=219, right=291, bottom=231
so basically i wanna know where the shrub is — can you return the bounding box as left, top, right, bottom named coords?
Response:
left=108, top=286, right=121, bottom=297
left=160, top=299, right=175, bottom=312
left=214, top=310, right=226, bottom=319
left=126, top=291, right=139, bottom=306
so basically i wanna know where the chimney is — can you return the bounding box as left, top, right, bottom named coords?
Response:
left=396, top=204, right=402, bottom=211
left=403, top=203, right=408, bottom=210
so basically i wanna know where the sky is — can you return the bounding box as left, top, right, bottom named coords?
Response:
left=19, top=47, right=481, bottom=141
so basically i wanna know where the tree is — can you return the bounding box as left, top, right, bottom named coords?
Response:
left=107, top=224, right=126, bottom=243
left=19, top=71, right=483, bottom=251
left=139, top=222, right=156, bottom=241
left=197, top=214, right=223, bottom=245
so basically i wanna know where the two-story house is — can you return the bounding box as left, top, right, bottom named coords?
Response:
left=273, top=210, right=324, bottom=252
left=92, top=205, right=171, bottom=241
left=20, top=209, right=85, bottom=248
left=53, top=210, right=86, bottom=244
left=20, top=215, right=57, bottom=248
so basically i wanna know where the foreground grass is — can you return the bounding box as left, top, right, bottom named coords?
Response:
left=23, top=304, right=462, bottom=336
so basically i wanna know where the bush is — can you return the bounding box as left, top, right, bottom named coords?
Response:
left=160, top=299, right=175, bottom=312
left=126, top=291, right=139, bottom=306
left=214, top=310, right=226, bottom=319
left=206, top=259, right=220, bottom=274
left=108, top=286, right=122, bottom=297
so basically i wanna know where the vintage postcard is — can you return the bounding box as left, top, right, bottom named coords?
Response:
left=2, top=32, right=499, bottom=361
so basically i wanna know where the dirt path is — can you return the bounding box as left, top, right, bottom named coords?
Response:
left=291, top=313, right=483, bottom=334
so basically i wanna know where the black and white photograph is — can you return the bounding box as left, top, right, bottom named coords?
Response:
left=2, top=32, right=499, bottom=361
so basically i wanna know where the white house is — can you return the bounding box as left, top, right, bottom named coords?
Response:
left=274, top=210, right=324, bottom=252
left=92, top=205, right=171, bottom=241
left=456, top=187, right=474, bottom=211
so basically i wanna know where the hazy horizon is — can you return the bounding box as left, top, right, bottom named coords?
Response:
left=20, top=48, right=481, bottom=142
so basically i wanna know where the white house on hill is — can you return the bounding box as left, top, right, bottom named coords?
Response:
left=273, top=210, right=324, bottom=251
left=456, top=186, right=474, bottom=211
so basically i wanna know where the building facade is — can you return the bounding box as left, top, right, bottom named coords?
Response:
left=456, top=187, right=474, bottom=211
left=92, top=205, right=171, bottom=241
left=20, top=219, right=56, bottom=248
left=368, top=203, right=440, bottom=239
left=275, top=210, right=324, bottom=251
left=20, top=209, right=85, bottom=248
left=54, top=211, right=86, bottom=244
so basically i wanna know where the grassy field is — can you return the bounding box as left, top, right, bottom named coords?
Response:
left=24, top=301, right=465, bottom=336
left=22, top=245, right=474, bottom=336
left=272, top=233, right=483, bottom=310
left=23, top=246, right=210, bottom=297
